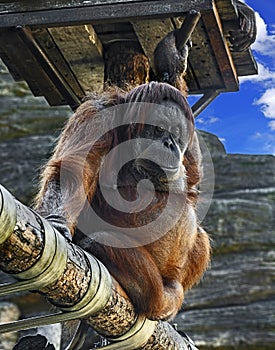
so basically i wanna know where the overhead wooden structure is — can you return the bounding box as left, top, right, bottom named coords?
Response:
left=0, top=0, right=257, bottom=115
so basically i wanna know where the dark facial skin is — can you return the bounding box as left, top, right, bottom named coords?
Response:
left=127, top=100, right=190, bottom=192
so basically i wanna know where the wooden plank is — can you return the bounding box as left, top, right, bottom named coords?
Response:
left=93, top=22, right=138, bottom=45
left=0, top=0, right=213, bottom=28
left=216, top=0, right=241, bottom=49
left=49, top=26, right=104, bottom=93
left=201, top=3, right=239, bottom=92
left=132, top=8, right=239, bottom=94
left=0, top=27, right=81, bottom=108
left=0, top=1, right=165, bottom=13
left=215, top=0, right=238, bottom=22
left=186, top=18, right=225, bottom=93
left=132, top=16, right=224, bottom=94
left=0, top=28, right=66, bottom=106
left=213, top=0, right=258, bottom=80
left=0, top=0, right=257, bottom=106
left=32, top=28, right=85, bottom=99
left=0, top=0, right=212, bottom=14
left=232, top=50, right=258, bottom=76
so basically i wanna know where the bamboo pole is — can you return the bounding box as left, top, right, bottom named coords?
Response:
left=0, top=184, right=196, bottom=349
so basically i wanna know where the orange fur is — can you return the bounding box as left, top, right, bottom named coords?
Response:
left=35, top=82, right=210, bottom=320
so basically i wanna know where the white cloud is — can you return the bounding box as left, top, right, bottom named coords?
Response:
left=268, top=120, right=275, bottom=131
left=254, top=88, right=275, bottom=119
left=239, top=10, right=275, bottom=132
left=208, top=116, right=219, bottom=124
left=239, top=12, right=275, bottom=85
left=196, top=116, right=219, bottom=125
left=263, top=142, right=275, bottom=155
left=239, top=62, right=275, bottom=84
left=253, top=132, right=261, bottom=139
left=270, top=24, right=275, bottom=35
left=251, top=13, right=275, bottom=57
left=251, top=132, right=275, bottom=155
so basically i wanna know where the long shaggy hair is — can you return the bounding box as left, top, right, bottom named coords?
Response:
left=35, top=82, right=210, bottom=320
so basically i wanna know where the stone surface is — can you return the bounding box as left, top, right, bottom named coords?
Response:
left=0, top=302, right=20, bottom=350
left=0, top=60, right=274, bottom=349
left=175, top=132, right=275, bottom=350
left=0, top=61, right=70, bottom=204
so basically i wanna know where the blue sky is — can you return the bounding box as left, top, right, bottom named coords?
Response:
left=192, top=0, right=275, bottom=155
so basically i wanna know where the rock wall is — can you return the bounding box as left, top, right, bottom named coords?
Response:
left=0, top=61, right=70, bottom=204
left=0, top=60, right=274, bottom=349
left=175, top=132, right=275, bottom=350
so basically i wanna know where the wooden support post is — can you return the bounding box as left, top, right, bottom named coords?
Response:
left=104, top=41, right=150, bottom=89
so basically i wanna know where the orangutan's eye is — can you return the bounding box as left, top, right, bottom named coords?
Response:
left=157, top=124, right=166, bottom=133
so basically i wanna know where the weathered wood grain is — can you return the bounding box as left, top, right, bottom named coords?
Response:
left=0, top=0, right=212, bottom=13
left=0, top=1, right=213, bottom=28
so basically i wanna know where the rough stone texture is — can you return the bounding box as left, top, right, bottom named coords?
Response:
left=0, top=60, right=274, bottom=349
left=175, top=130, right=275, bottom=350
left=0, top=61, right=70, bottom=204
left=0, top=302, right=20, bottom=350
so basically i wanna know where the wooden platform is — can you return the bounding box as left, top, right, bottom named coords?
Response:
left=0, top=0, right=257, bottom=113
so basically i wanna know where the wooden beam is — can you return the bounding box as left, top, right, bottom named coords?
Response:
left=186, top=18, right=225, bottom=93
left=201, top=3, right=239, bottom=92
left=32, top=28, right=85, bottom=99
left=0, top=0, right=213, bottom=28
left=49, top=26, right=104, bottom=93
left=232, top=50, right=258, bottom=77
left=192, top=90, right=220, bottom=117
left=0, top=26, right=82, bottom=108
left=0, top=27, right=68, bottom=106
